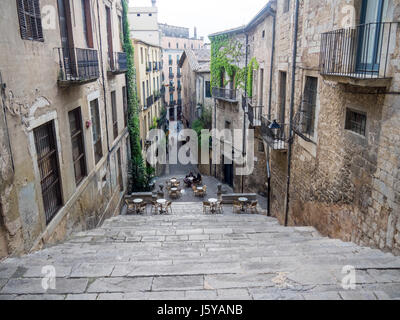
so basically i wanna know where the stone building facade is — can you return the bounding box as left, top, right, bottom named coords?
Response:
left=258, top=0, right=400, bottom=255
left=0, top=0, right=129, bottom=259
left=178, top=49, right=213, bottom=127
left=159, top=24, right=204, bottom=122
left=132, top=39, right=162, bottom=158
left=128, top=3, right=160, bottom=47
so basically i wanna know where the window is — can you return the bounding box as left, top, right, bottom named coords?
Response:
left=170, top=93, right=173, bottom=102
left=149, top=13, right=152, bottom=16
left=184, top=43, right=186, bottom=49
left=176, top=43, right=179, bottom=49
left=258, top=141, right=264, bottom=152
left=105, top=6, right=113, bottom=68
left=302, top=76, right=318, bottom=136
left=140, top=47, right=144, bottom=64
left=279, top=71, right=287, bottom=124
left=177, top=54, right=180, bottom=63
left=68, top=107, right=87, bottom=185
left=345, top=109, right=367, bottom=136
left=117, top=149, right=123, bottom=191
left=205, top=81, right=211, bottom=98
left=34, top=121, right=62, bottom=224
left=90, top=99, right=103, bottom=164
left=168, top=42, right=171, bottom=48
left=191, top=43, right=193, bottom=49
left=137, top=13, right=140, bottom=17
left=81, top=0, right=93, bottom=48
left=17, top=0, right=44, bottom=41
left=111, top=91, right=118, bottom=140
left=122, top=86, right=128, bottom=127
left=262, top=30, right=265, bottom=38
left=283, top=0, right=290, bottom=13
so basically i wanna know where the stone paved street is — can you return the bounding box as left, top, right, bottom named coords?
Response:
left=1, top=202, right=400, bottom=300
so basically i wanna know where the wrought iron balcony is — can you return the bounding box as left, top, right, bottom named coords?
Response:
left=169, top=86, right=175, bottom=92
left=320, top=22, right=396, bottom=84
left=261, top=117, right=289, bottom=151
left=212, top=87, right=237, bottom=102
left=146, top=95, right=154, bottom=108
left=169, top=100, right=176, bottom=107
left=57, top=48, right=99, bottom=86
left=108, top=52, right=127, bottom=75
left=177, top=85, right=182, bottom=91
left=248, top=102, right=263, bottom=127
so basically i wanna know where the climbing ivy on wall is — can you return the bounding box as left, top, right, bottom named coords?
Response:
left=247, top=57, right=259, bottom=97
left=210, top=35, right=258, bottom=97
left=122, top=0, right=146, bottom=192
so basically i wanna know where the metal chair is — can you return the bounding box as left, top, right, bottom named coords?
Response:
left=125, top=199, right=135, bottom=214
left=138, top=202, right=147, bottom=215
left=203, top=201, right=211, bottom=214
left=248, top=201, right=258, bottom=214
left=233, top=200, right=242, bottom=214
left=216, top=200, right=224, bottom=214
left=150, top=201, right=160, bottom=215
left=165, top=201, right=173, bottom=214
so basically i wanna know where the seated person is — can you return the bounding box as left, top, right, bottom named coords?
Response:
left=194, top=173, right=202, bottom=184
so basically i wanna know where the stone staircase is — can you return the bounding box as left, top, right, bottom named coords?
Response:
left=1, top=202, right=400, bottom=300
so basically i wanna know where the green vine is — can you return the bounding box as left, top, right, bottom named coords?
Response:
left=247, top=57, right=259, bottom=97
left=122, top=0, right=147, bottom=192
left=210, top=35, right=258, bottom=96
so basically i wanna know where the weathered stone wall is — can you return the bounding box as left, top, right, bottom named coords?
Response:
left=0, top=0, right=129, bottom=258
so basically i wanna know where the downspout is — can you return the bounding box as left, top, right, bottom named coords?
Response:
left=96, top=0, right=110, bottom=154
left=284, top=0, right=300, bottom=227
left=241, top=33, right=249, bottom=194
left=266, top=10, right=276, bottom=217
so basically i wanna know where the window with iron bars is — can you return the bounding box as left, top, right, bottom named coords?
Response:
left=345, top=109, right=367, bottom=136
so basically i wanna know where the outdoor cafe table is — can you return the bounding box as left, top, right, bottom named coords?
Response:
left=157, top=199, right=167, bottom=214
left=208, top=198, right=218, bottom=214
left=133, top=198, right=143, bottom=214
left=238, top=197, right=248, bottom=213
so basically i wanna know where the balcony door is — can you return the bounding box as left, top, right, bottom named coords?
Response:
left=57, top=0, right=74, bottom=76
left=357, top=0, right=385, bottom=73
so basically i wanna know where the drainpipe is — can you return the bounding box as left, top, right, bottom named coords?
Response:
left=241, top=33, right=249, bottom=194
left=284, top=0, right=300, bottom=227
left=96, top=0, right=110, bottom=154
left=266, top=10, right=276, bottom=217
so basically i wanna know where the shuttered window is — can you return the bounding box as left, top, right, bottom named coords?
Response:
left=111, top=91, right=118, bottom=140
left=16, top=0, right=44, bottom=41
left=68, top=108, right=87, bottom=185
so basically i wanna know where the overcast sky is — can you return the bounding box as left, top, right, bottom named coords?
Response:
left=129, top=0, right=269, bottom=42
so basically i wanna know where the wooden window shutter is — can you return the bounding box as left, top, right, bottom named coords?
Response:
left=16, top=0, right=28, bottom=39
left=16, top=0, right=44, bottom=41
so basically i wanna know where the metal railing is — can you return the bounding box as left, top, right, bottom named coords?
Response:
left=320, top=22, right=396, bottom=79
left=169, top=100, right=176, bottom=107
left=110, top=52, right=127, bottom=73
left=146, top=95, right=154, bottom=108
left=261, top=117, right=289, bottom=151
left=248, top=103, right=263, bottom=127
left=169, top=86, right=175, bottom=92
left=58, top=48, right=99, bottom=83
left=212, top=87, right=237, bottom=101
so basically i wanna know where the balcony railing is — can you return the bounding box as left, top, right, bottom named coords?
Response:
left=169, top=86, right=175, bottom=92
left=177, top=72, right=182, bottom=78
left=109, top=52, right=127, bottom=74
left=169, top=73, right=174, bottom=79
left=146, top=95, right=154, bottom=108
left=153, top=61, right=158, bottom=71
left=177, top=99, right=182, bottom=106
left=146, top=62, right=152, bottom=72
left=57, top=48, right=99, bottom=85
left=212, top=87, right=237, bottom=102
left=248, top=103, right=262, bottom=127
left=177, top=85, right=182, bottom=91
left=261, top=117, right=289, bottom=151
left=169, top=100, right=176, bottom=107
left=320, top=22, right=396, bottom=80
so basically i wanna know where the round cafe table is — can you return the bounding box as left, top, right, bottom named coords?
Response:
left=238, top=197, right=248, bottom=213
left=157, top=199, right=167, bottom=214
left=171, top=188, right=178, bottom=191
left=208, top=198, right=218, bottom=214
left=133, top=199, right=143, bottom=214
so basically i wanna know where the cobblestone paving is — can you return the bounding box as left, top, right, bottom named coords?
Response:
left=1, top=202, right=400, bottom=300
